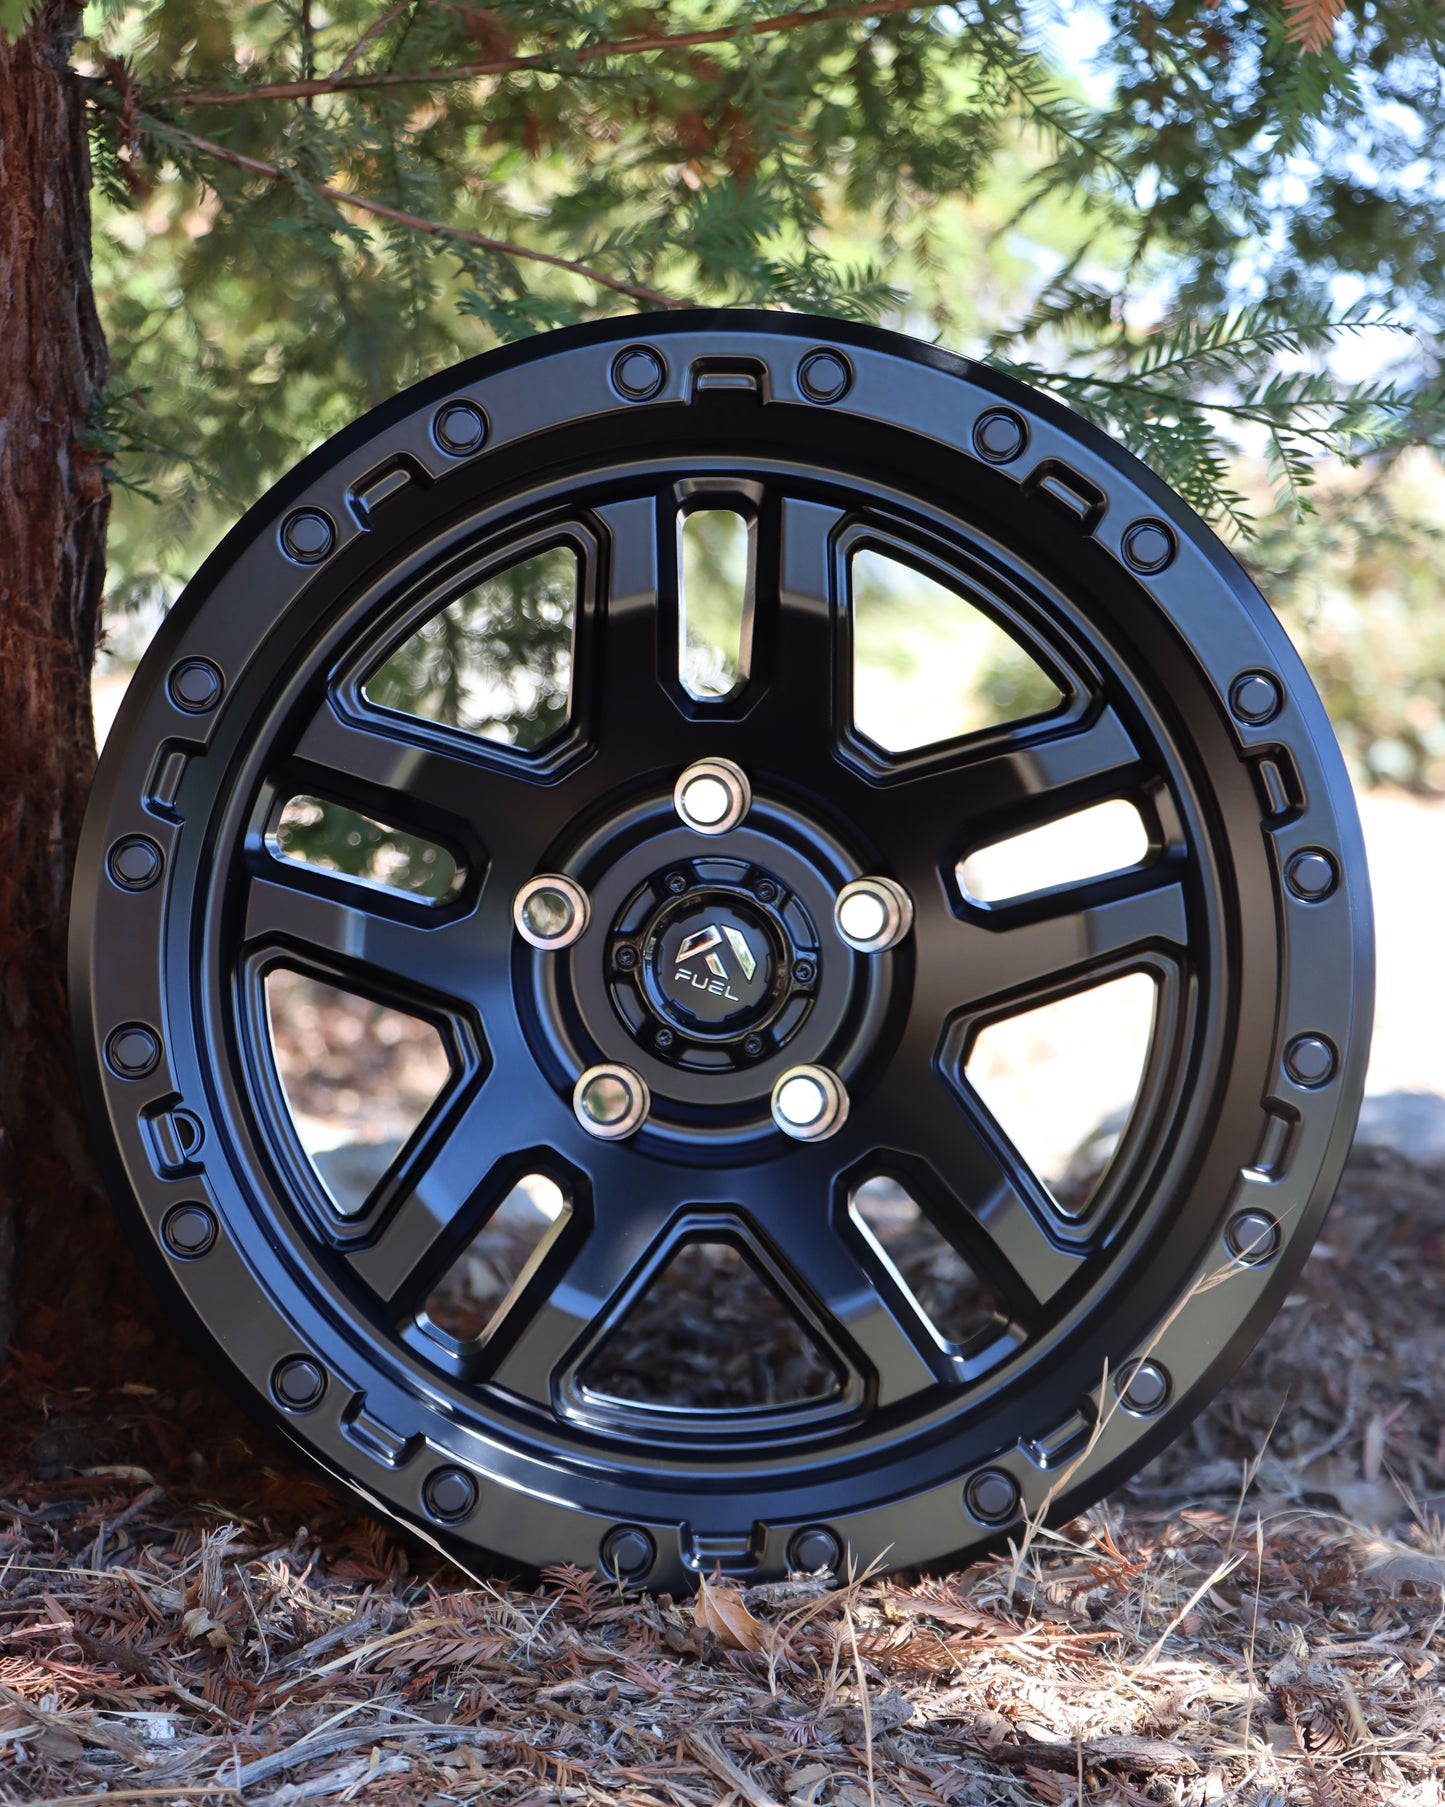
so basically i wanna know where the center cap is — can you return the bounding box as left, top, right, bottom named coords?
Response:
left=649, top=893, right=780, bottom=1029
left=605, top=857, right=822, bottom=1072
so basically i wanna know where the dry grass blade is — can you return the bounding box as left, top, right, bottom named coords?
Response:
left=1134, top=1550, right=1245, bottom=1669
left=684, top=1727, right=785, bottom=1807
left=843, top=1603, right=878, bottom=1807
left=12, top=1794, right=239, bottom=1805
left=1242, top=1514, right=1265, bottom=1756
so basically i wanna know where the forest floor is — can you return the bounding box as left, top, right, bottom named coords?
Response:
left=2, top=1134, right=1444, bottom=1807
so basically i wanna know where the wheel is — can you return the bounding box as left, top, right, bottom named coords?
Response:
left=71, top=312, right=1373, bottom=1588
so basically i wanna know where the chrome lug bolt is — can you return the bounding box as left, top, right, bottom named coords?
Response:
left=771, top=1064, right=849, bottom=1141
left=514, top=874, right=590, bottom=950
left=674, top=758, right=751, bottom=836
left=833, top=876, right=913, bottom=953
left=574, top=1064, right=650, bottom=1140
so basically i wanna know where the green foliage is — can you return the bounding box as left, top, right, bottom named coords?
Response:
left=92, top=0, right=1063, bottom=603
left=679, top=509, right=750, bottom=700
left=0, top=0, right=39, bottom=40
left=850, top=549, right=1063, bottom=751
left=990, top=289, right=1439, bottom=533
left=273, top=797, right=463, bottom=901
left=1076, top=0, right=1445, bottom=320
left=365, top=545, right=578, bottom=751
left=78, top=0, right=1442, bottom=597
left=1242, top=452, right=1445, bottom=791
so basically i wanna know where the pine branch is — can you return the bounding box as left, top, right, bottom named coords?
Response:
left=1265, top=423, right=1317, bottom=518
left=146, top=120, right=681, bottom=307
left=987, top=271, right=1117, bottom=354
left=987, top=338, right=1429, bottom=531
left=160, top=0, right=946, bottom=108
left=1130, top=304, right=1391, bottom=382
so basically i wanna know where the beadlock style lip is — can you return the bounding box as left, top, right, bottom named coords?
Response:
left=70, top=311, right=1373, bottom=1590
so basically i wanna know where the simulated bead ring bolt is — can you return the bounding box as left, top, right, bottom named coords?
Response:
left=72, top=312, right=1372, bottom=1591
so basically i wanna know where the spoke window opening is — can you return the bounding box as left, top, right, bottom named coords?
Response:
left=271, top=795, right=463, bottom=902
left=580, top=1240, right=841, bottom=1411
left=851, top=548, right=1063, bottom=753
left=264, top=969, right=450, bottom=1217
left=364, top=544, right=578, bottom=750
left=959, top=800, right=1151, bottom=905
left=421, top=1175, right=569, bottom=1347
left=965, top=973, right=1156, bottom=1217
left=851, top=1178, right=999, bottom=1350
left=679, top=509, right=751, bottom=701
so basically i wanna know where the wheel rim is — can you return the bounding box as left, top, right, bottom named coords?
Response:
left=72, top=312, right=1373, bottom=1587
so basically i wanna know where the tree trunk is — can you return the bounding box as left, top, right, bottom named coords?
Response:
left=0, top=0, right=125, bottom=1357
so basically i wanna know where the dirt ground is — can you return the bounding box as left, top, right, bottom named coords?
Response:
left=3, top=1134, right=1443, bottom=1807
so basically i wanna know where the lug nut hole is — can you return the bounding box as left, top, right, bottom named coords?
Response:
left=674, top=758, right=751, bottom=836
left=514, top=875, right=590, bottom=949
left=574, top=1064, right=650, bottom=1139
left=772, top=1065, right=848, bottom=1141
left=834, top=876, right=913, bottom=953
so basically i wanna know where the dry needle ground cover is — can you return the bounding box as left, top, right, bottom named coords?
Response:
left=3, top=1141, right=1445, bottom=1807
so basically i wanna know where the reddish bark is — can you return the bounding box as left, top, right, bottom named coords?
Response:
left=0, top=0, right=130, bottom=1353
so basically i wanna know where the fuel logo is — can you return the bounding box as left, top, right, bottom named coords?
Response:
left=674, top=924, right=757, bottom=1001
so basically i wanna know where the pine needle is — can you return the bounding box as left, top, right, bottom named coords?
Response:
left=1284, top=0, right=1346, bottom=54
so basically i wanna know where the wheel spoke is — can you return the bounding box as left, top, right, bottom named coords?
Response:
left=922, top=873, right=1188, bottom=1016
left=744, top=1166, right=945, bottom=1405
left=594, top=496, right=673, bottom=743
left=747, top=496, right=847, bottom=754
left=244, top=870, right=480, bottom=1008
left=487, top=1173, right=943, bottom=1413
left=868, top=1064, right=1084, bottom=1311
left=341, top=1056, right=563, bottom=1312
left=482, top=1173, right=678, bottom=1409
left=877, top=706, right=1145, bottom=851
left=289, top=703, right=537, bottom=850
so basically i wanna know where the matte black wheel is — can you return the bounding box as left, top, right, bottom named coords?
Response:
left=72, top=312, right=1372, bottom=1587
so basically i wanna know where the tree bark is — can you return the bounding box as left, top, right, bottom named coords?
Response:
left=0, top=0, right=124, bottom=1356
